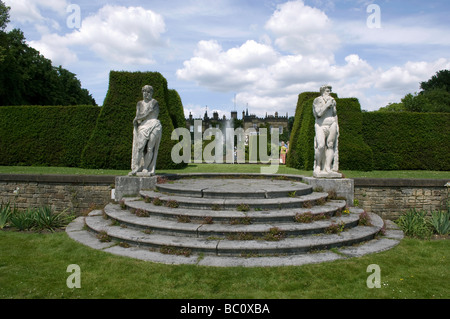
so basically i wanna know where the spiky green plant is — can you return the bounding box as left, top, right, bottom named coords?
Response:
left=34, top=206, right=70, bottom=232
left=429, top=210, right=450, bottom=235
left=9, top=209, right=37, bottom=231
left=0, top=202, right=13, bottom=229
left=395, top=209, right=433, bottom=239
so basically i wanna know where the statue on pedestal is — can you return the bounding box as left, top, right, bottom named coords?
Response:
left=129, top=85, right=162, bottom=176
left=313, top=85, right=341, bottom=178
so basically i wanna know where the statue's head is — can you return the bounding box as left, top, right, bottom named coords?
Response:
left=320, top=85, right=332, bottom=96
left=142, top=85, right=153, bottom=94
left=142, top=85, right=154, bottom=101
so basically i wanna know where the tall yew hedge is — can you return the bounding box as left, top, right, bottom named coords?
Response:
left=288, top=91, right=449, bottom=171
left=286, top=92, right=324, bottom=169
left=362, top=112, right=450, bottom=170
left=80, top=71, right=187, bottom=170
left=0, top=105, right=100, bottom=167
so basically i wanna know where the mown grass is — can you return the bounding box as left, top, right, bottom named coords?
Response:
left=1, top=164, right=449, bottom=179
left=0, top=230, right=448, bottom=299
left=0, top=163, right=448, bottom=300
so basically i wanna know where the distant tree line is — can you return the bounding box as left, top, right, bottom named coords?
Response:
left=0, top=1, right=96, bottom=106
left=378, top=70, right=450, bottom=113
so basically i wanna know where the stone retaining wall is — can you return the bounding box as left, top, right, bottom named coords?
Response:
left=354, top=178, right=449, bottom=220
left=0, top=174, right=448, bottom=220
left=0, top=174, right=115, bottom=215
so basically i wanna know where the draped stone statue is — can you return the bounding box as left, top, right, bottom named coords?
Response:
left=313, top=85, right=342, bottom=178
left=129, top=85, right=162, bottom=176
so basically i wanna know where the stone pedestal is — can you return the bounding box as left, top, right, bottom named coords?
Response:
left=115, top=176, right=157, bottom=201
left=303, top=176, right=354, bottom=205
left=313, top=171, right=343, bottom=179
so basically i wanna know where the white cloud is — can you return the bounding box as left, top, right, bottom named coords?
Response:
left=29, top=34, right=78, bottom=65
left=265, top=0, right=339, bottom=56
left=4, top=0, right=68, bottom=23
left=176, top=0, right=352, bottom=116
left=12, top=0, right=449, bottom=114
left=333, top=58, right=450, bottom=110
left=373, top=58, right=450, bottom=92
left=177, top=36, right=378, bottom=114
left=28, top=5, right=168, bottom=66
left=71, top=5, right=167, bottom=64
left=177, top=40, right=279, bottom=92
left=177, top=0, right=450, bottom=114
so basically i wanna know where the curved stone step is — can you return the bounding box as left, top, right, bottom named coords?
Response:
left=104, top=203, right=361, bottom=238
left=85, top=210, right=384, bottom=256
left=67, top=174, right=402, bottom=267
left=67, top=213, right=403, bottom=267
left=122, top=198, right=347, bottom=224
left=156, top=178, right=312, bottom=199
left=140, top=190, right=330, bottom=211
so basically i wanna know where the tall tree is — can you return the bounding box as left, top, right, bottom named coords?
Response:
left=420, top=70, right=450, bottom=93
left=0, top=0, right=9, bottom=31
left=0, top=1, right=96, bottom=106
left=0, top=0, right=9, bottom=63
left=379, top=69, right=450, bottom=113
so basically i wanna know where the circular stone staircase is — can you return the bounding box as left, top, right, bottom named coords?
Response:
left=66, top=175, right=404, bottom=267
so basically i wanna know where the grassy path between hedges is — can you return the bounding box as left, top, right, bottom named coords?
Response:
left=0, top=164, right=449, bottom=179
left=0, top=230, right=448, bottom=299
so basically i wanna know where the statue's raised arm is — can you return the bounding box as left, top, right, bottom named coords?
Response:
left=313, top=85, right=341, bottom=178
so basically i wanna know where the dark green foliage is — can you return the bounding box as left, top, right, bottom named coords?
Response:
left=376, top=102, right=406, bottom=113
left=286, top=92, right=321, bottom=169
left=291, top=97, right=316, bottom=170
left=0, top=105, right=100, bottom=167
left=287, top=94, right=373, bottom=171
left=167, top=89, right=186, bottom=129
left=0, top=29, right=96, bottom=106
left=401, top=90, right=450, bottom=113
left=0, top=0, right=9, bottom=32
left=362, top=112, right=450, bottom=170
left=81, top=71, right=187, bottom=170
left=0, top=3, right=95, bottom=106
left=336, top=98, right=373, bottom=171
left=377, top=70, right=450, bottom=113
left=420, top=69, right=450, bottom=93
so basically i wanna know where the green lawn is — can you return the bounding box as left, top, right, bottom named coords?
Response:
left=1, top=163, right=449, bottom=300
left=0, top=230, right=448, bottom=299
left=1, top=164, right=449, bottom=179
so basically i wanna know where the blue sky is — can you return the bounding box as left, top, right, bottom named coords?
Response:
left=4, top=0, right=450, bottom=118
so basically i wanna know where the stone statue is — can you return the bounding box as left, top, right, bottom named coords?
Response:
left=313, top=85, right=341, bottom=178
left=129, top=85, right=162, bottom=176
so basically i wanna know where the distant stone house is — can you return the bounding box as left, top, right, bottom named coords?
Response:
left=186, top=108, right=289, bottom=137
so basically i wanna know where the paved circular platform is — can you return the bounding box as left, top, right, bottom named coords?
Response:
left=157, top=178, right=312, bottom=198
